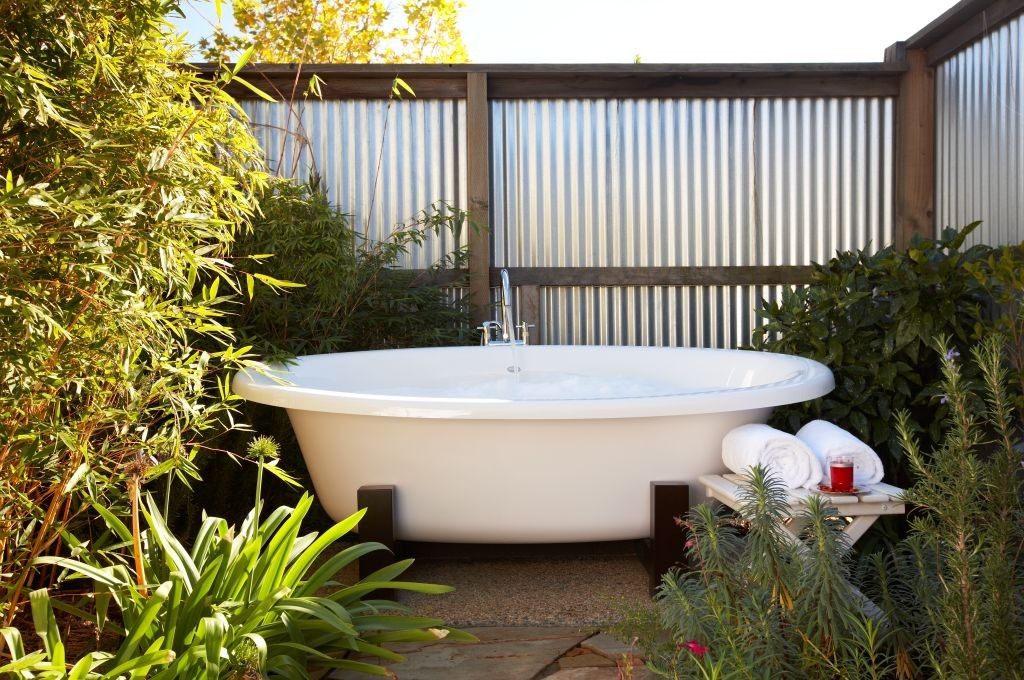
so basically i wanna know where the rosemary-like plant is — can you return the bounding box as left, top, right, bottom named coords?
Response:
left=629, top=333, right=1023, bottom=680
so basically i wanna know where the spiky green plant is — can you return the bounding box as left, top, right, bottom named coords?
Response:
left=1, top=492, right=469, bottom=678
left=631, top=333, right=1024, bottom=680
left=648, top=466, right=887, bottom=680
left=871, top=335, right=1024, bottom=679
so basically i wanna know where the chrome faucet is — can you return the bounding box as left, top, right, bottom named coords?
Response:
left=477, top=268, right=532, bottom=346
left=499, top=268, right=516, bottom=344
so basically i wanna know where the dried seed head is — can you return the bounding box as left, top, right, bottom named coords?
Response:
left=124, top=450, right=155, bottom=479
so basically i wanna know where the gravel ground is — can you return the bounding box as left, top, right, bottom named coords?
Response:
left=395, top=554, right=652, bottom=627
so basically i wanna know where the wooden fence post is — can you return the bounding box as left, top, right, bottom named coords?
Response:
left=467, top=72, right=491, bottom=326
left=518, top=284, right=542, bottom=344
left=889, top=43, right=935, bottom=249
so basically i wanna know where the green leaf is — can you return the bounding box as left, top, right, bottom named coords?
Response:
left=110, top=581, right=173, bottom=669
left=104, top=648, right=176, bottom=678
left=253, top=495, right=315, bottom=599
left=93, top=501, right=134, bottom=545
left=232, top=43, right=257, bottom=75
left=294, top=541, right=381, bottom=598
left=231, top=75, right=277, bottom=103
left=352, top=614, right=446, bottom=631
left=282, top=508, right=365, bottom=588
left=143, top=495, right=201, bottom=587
left=29, top=589, right=64, bottom=668
left=201, top=615, right=229, bottom=679
left=392, top=77, right=416, bottom=97
left=275, top=598, right=357, bottom=636
left=0, top=650, right=48, bottom=674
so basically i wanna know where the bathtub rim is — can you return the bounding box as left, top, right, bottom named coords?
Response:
left=232, top=346, right=834, bottom=420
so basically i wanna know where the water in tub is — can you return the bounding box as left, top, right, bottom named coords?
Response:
left=368, top=371, right=682, bottom=401
left=508, top=342, right=521, bottom=383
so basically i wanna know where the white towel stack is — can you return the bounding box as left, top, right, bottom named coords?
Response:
left=721, top=424, right=824, bottom=489
left=795, top=420, right=885, bottom=486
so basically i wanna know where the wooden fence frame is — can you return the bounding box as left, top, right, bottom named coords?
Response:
left=199, top=0, right=1024, bottom=329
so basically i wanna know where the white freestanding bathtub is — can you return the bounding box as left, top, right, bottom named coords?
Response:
left=232, top=345, right=833, bottom=543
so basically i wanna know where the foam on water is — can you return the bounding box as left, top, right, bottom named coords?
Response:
left=366, top=371, right=685, bottom=401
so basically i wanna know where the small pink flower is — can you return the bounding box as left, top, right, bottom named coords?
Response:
left=684, top=538, right=695, bottom=549
left=683, top=640, right=708, bottom=657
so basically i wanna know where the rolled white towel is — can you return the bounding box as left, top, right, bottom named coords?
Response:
left=721, top=423, right=824, bottom=489
left=795, top=420, right=884, bottom=486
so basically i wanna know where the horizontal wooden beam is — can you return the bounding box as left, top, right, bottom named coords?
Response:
left=905, top=0, right=1024, bottom=65
left=486, top=74, right=900, bottom=99
left=495, top=266, right=815, bottom=286
left=417, top=265, right=814, bottom=287
left=196, top=62, right=905, bottom=77
left=198, top=63, right=904, bottom=101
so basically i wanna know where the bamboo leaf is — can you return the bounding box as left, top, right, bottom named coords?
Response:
left=231, top=75, right=277, bottom=102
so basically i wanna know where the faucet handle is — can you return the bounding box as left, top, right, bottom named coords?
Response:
left=477, top=320, right=502, bottom=346
left=517, top=321, right=535, bottom=345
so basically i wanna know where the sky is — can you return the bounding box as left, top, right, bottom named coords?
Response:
left=171, top=0, right=959, bottom=63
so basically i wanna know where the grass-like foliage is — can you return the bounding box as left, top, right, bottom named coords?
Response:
left=0, top=0, right=282, bottom=619
left=625, top=333, right=1023, bottom=679
left=1, top=438, right=471, bottom=678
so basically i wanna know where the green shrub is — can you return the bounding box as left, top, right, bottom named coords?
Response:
left=639, top=467, right=889, bottom=679
left=865, top=336, right=1024, bottom=679
left=2, top=495, right=468, bottom=679
left=0, top=0, right=272, bottom=617
left=750, top=223, right=1024, bottom=484
left=186, top=176, right=473, bottom=529
left=235, top=175, right=472, bottom=360
left=625, top=334, right=1023, bottom=680
left=2, top=438, right=471, bottom=679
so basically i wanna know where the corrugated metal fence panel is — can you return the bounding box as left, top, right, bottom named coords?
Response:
left=756, top=98, right=894, bottom=263
left=935, top=13, right=1024, bottom=246
left=491, top=97, right=892, bottom=347
left=539, top=284, right=788, bottom=348
left=241, top=99, right=467, bottom=268
left=491, top=97, right=893, bottom=268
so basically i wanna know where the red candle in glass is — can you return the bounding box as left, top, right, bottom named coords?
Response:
left=829, top=458, right=855, bottom=492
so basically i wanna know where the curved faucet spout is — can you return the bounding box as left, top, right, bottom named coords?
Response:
left=500, top=268, right=515, bottom=344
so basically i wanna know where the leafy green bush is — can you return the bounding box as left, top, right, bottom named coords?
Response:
left=2, top=438, right=470, bottom=679
left=0, top=0, right=272, bottom=617
left=750, top=223, right=1024, bottom=484
left=186, top=176, right=472, bottom=529
left=235, top=175, right=472, bottom=360
left=623, top=334, right=1023, bottom=680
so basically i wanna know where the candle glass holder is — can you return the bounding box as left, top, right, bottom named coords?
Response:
left=828, top=454, right=855, bottom=492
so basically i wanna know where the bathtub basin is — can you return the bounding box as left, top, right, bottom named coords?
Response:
left=232, top=345, right=833, bottom=543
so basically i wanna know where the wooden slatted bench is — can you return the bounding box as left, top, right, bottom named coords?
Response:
left=698, top=473, right=906, bottom=546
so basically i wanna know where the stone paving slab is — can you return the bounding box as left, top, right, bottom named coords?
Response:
left=328, top=626, right=594, bottom=680
left=581, top=632, right=638, bottom=660
left=544, top=667, right=655, bottom=680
